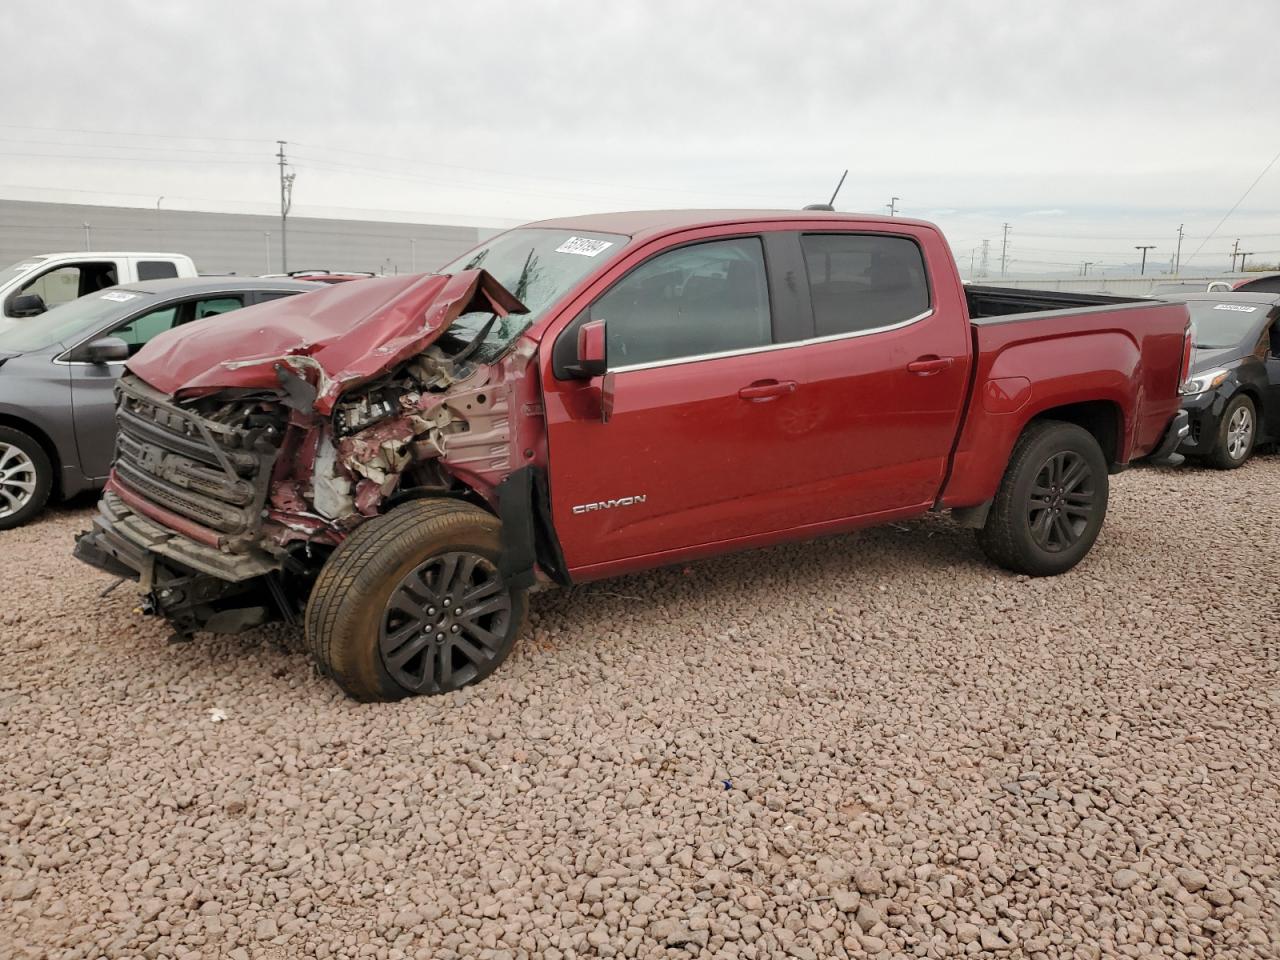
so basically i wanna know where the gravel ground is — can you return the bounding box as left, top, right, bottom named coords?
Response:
left=2, top=458, right=1278, bottom=960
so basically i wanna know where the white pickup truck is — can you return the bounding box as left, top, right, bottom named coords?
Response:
left=0, top=252, right=198, bottom=321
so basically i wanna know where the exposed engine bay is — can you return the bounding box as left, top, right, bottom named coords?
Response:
left=75, top=269, right=546, bottom=636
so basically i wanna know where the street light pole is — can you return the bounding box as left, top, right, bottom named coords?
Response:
left=264, top=232, right=271, bottom=274
left=1239, top=252, right=1254, bottom=272
left=1174, top=224, right=1184, bottom=275
left=82, top=222, right=91, bottom=250
left=155, top=196, right=164, bottom=246
left=1134, top=245, right=1155, bottom=275
left=410, top=237, right=417, bottom=272
left=886, top=197, right=899, bottom=217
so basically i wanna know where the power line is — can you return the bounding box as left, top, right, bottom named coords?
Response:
left=0, top=122, right=269, bottom=144
left=0, top=150, right=263, bottom=166
left=1181, top=142, right=1280, bottom=267
left=0, top=135, right=267, bottom=158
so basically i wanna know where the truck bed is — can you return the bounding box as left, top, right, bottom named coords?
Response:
left=966, top=284, right=1140, bottom=320
left=941, top=298, right=1190, bottom=509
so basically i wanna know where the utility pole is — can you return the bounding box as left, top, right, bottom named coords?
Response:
left=1239, top=251, right=1254, bottom=271
left=410, top=237, right=417, bottom=272
left=1174, top=224, right=1184, bottom=275
left=1134, top=245, right=1156, bottom=275
left=969, top=248, right=977, bottom=280
left=1000, top=223, right=1011, bottom=277
left=264, top=232, right=271, bottom=274
left=979, top=240, right=990, bottom=279
left=886, top=196, right=899, bottom=217
left=82, top=222, right=91, bottom=250
left=155, top=196, right=164, bottom=246
left=1230, top=238, right=1241, bottom=271
left=277, top=140, right=296, bottom=273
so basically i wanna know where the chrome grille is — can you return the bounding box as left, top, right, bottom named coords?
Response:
left=112, top=376, right=274, bottom=541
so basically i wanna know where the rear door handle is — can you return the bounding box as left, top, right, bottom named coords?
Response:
left=907, top=356, right=954, bottom=375
left=738, top=379, right=797, bottom=401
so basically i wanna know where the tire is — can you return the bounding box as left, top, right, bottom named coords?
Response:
left=0, top=426, right=53, bottom=530
left=1207, top=394, right=1256, bottom=470
left=976, top=420, right=1109, bottom=577
left=305, top=498, right=526, bottom=701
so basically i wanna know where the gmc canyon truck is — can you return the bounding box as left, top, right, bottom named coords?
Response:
left=74, top=210, right=1192, bottom=701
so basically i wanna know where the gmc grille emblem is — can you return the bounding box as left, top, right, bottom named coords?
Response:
left=572, top=495, right=647, bottom=515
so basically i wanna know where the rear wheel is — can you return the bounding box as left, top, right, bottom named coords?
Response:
left=977, top=420, right=1109, bottom=576
left=305, top=499, right=526, bottom=701
left=0, top=426, right=53, bottom=530
left=1208, top=394, right=1255, bottom=470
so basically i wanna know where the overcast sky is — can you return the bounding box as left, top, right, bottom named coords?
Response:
left=3, top=0, right=1279, bottom=275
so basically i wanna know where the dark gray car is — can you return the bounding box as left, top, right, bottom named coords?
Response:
left=0, top=276, right=321, bottom=528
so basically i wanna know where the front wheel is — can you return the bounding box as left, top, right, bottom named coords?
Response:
left=976, top=420, right=1109, bottom=577
left=1208, top=394, right=1256, bottom=470
left=305, top=499, right=526, bottom=701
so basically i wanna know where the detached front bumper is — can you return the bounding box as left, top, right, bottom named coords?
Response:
left=74, top=489, right=280, bottom=586
left=1146, top=410, right=1191, bottom=466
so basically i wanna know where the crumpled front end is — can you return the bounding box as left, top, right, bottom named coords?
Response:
left=75, top=268, right=546, bottom=635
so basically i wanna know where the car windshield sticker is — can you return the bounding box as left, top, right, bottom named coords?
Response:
left=555, top=236, right=614, bottom=257
left=1212, top=303, right=1257, bottom=312
left=100, top=291, right=137, bottom=302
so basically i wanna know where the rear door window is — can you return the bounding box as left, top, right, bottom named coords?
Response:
left=800, top=234, right=930, bottom=337
left=189, top=296, right=243, bottom=321
left=594, top=237, right=772, bottom=368
left=137, top=260, right=179, bottom=280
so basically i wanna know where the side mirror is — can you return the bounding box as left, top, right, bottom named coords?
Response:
left=78, top=336, right=130, bottom=364
left=8, top=293, right=47, bottom=318
left=569, top=318, right=607, bottom=379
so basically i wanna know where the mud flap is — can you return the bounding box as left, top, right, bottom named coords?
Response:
left=496, top=466, right=570, bottom=590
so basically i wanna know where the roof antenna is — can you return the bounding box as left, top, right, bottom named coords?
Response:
left=804, top=169, right=847, bottom=211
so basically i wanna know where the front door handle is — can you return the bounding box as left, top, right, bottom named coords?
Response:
left=738, top=379, right=797, bottom=401
left=907, top=356, right=954, bottom=375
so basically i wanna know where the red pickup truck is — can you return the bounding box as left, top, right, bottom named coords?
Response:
left=74, top=210, right=1192, bottom=701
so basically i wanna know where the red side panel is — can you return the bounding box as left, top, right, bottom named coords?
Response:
left=940, top=302, right=1188, bottom=508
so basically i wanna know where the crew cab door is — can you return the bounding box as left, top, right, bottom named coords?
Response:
left=777, top=230, right=971, bottom=515
left=543, top=234, right=807, bottom=571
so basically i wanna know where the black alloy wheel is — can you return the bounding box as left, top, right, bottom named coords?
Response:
left=976, top=419, right=1109, bottom=577
left=1026, top=450, right=1097, bottom=552
left=379, top=551, right=514, bottom=694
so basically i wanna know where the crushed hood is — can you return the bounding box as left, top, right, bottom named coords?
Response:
left=127, top=269, right=526, bottom=414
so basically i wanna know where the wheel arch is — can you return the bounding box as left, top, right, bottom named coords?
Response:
left=1027, top=399, right=1123, bottom=469
left=0, top=412, right=62, bottom=497
left=1230, top=382, right=1263, bottom=427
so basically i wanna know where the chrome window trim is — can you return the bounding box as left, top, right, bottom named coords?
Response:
left=608, top=307, right=935, bottom=375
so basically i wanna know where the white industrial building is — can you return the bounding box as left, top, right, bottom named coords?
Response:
left=0, top=199, right=492, bottom=277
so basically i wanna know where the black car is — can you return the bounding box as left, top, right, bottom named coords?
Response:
left=1167, top=292, right=1280, bottom=468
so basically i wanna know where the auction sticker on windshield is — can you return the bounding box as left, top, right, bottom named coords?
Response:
left=1212, top=303, right=1257, bottom=312
left=555, top=236, right=614, bottom=257
left=101, top=291, right=137, bottom=302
